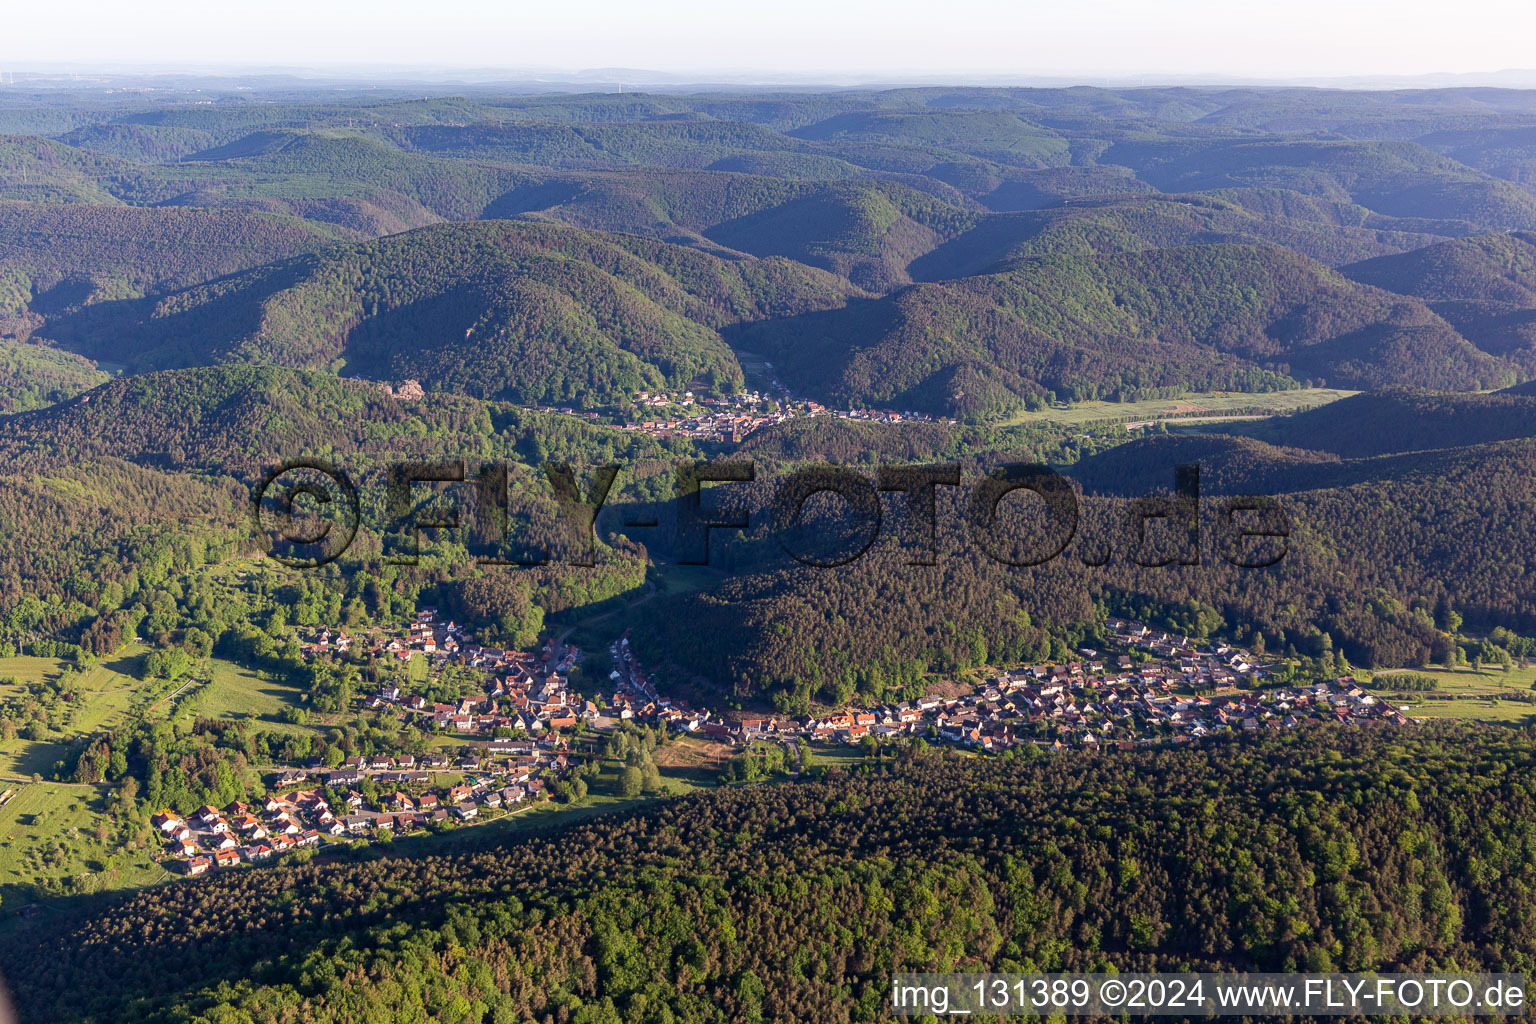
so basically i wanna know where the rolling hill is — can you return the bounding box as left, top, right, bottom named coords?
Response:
left=0, top=200, right=348, bottom=315
left=629, top=423, right=1536, bottom=692
left=735, top=242, right=1510, bottom=420
left=0, top=364, right=701, bottom=475
left=7, top=80, right=1536, bottom=685
left=1233, top=387, right=1536, bottom=458
left=0, top=131, right=517, bottom=236
left=56, top=122, right=220, bottom=162
left=907, top=192, right=1443, bottom=280
left=1098, top=138, right=1536, bottom=232
left=1342, top=231, right=1536, bottom=368
left=180, top=130, right=525, bottom=223
left=0, top=341, right=110, bottom=413
left=44, top=220, right=857, bottom=405
left=481, top=171, right=977, bottom=290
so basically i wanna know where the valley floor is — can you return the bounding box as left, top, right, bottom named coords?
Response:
left=1000, top=387, right=1359, bottom=427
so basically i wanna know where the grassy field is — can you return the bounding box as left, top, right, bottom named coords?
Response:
left=1369, top=665, right=1536, bottom=726
left=0, top=645, right=324, bottom=777
left=1395, top=698, right=1536, bottom=726
left=0, top=647, right=149, bottom=778
left=176, top=659, right=312, bottom=737
left=1371, top=664, right=1536, bottom=695
left=1000, top=388, right=1358, bottom=427
left=653, top=734, right=733, bottom=789
left=0, top=657, right=68, bottom=689
left=0, top=782, right=167, bottom=907
left=68, top=651, right=146, bottom=733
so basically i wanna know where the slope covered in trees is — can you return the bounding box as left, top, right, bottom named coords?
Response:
left=0, top=341, right=109, bottom=412
left=736, top=242, right=1509, bottom=419
left=181, top=130, right=530, bottom=221
left=3, top=726, right=1533, bottom=1024
left=0, top=362, right=695, bottom=662
left=45, top=221, right=856, bottom=404
left=1099, top=138, right=1536, bottom=232
left=8, top=87, right=1536, bottom=416
left=907, top=193, right=1442, bottom=280
left=7, top=87, right=1536, bottom=1018
left=0, top=130, right=518, bottom=236
left=624, top=410, right=1536, bottom=696
left=6, top=82, right=1536, bottom=690
left=1234, top=387, right=1536, bottom=458
left=483, top=171, right=976, bottom=291
left=0, top=364, right=703, bottom=475
left=1342, top=231, right=1536, bottom=369
left=0, top=200, right=346, bottom=314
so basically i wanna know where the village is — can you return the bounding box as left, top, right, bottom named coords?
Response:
left=153, top=741, right=568, bottom=877
left=155, top=609, right=1407, bottom=876
left=613, top=389, right=955, bottom=442
left=364, top=374, right=959, bottom=442
left=604, top=618, right=1411, bottom=751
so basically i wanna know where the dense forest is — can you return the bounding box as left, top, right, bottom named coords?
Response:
left=733, top=241, right=1509, bottom=417
left=0, top=200, right=347, bottom=315
left=0, top=339, right=107, bottom=412
left=3, top=726, right=1534, bottom=1023
left=619, top=380, right=1536, bottom=702
left=39, top=220, right=861, bottom=405
left=0, top=365, right=693, bottom=664
left=6, top=85, right=1536, bottom=415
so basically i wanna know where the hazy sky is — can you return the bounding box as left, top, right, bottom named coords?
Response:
left=5, top=0, right=1535, bottom=81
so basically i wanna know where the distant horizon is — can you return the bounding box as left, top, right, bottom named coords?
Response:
left=8, top=0, right=1536, bottom=88
left=9, top=63, right=1536, bottom=95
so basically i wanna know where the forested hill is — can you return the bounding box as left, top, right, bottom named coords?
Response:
left=6, top=86, right=1536, bottom=416
left=906, top=192, right=1445, bottom=280
left=483, top=171, right=977, bottom=291
left=40, top=225, right=1523, bottom=421
left=3, top=726, right=1533, bottom=1024
left=1344, top=231, right=1536, bottom=304
left=0, top=365, right=700, bottom=474
left=628, top=416, right=1536, bottom=696
left=0, top=200, right=348, bottom=316
left=734, top=242, right=1511, bottom=419
left=1341, top=231, right=1536, bottom=372
left=3, top=82, right=1536, bottom=690
left=0, top=341, right=108, bottom=413
left=1232, top=387, right=1536, bottom=458
left=42, top=220, right=857, bottom=405
left=1067, top=381, right=1536, bottom=496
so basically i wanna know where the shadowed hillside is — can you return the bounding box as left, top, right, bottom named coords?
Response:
left=735, top=243, right=1509, bottom=419
left=1343, top=231, right=1536, bottom=369
left=44, top=220, right=857, bottom=404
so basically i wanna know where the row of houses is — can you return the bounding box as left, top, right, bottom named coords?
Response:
left=154, top=794, right=330, bottom=875
left=750, top=678, right=1398, bottom=754
left=312, top=748, right=569, bottom=838
left=161, top=746, right=578, bottom=874
left=606, top=621, right=1404, bottom=754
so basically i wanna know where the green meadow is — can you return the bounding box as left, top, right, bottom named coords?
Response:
left=1000, top=387, right=1358, bottom=427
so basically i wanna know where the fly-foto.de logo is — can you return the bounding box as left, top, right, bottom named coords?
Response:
left=251, top=459, right=1290, bottom=571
